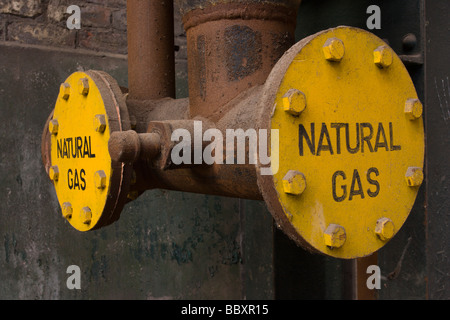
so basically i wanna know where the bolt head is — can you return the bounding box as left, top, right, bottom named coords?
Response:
left=282, top=170, right=306, bottom=195
left=59, top=83, right=71, bottom=100
left=322, top=38, right=345, bottom=62
left=80, top=207, right=92, bottom=225
left=375, top=217, right=395, bottom=241
left=78, top=77, right=89, bottom=96
left=404, top=98, right=423, bottom=120
left=48, top=165, right=59, bottom=181
left=94, top=170, right=107, bottom=189
left=283, top=89, right=306, bottom=116
left=324, top=224, right=346, bottom=248
left=62, top=202, right=73, bottom=220
left=48, top=119, right=59, bottom=135
left=373, top=45, right=393, bottom=68
left=94, top=114, right=106, bottom=133
left=405, top=167, right=423, bottom=187
left=127, top=191, right=139, bottom=200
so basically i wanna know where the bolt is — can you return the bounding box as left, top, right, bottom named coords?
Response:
left=322, top=38, right=345, bottom=62
left=94, top=114, right=106, bottom=133
left=404, top=98, right=423, bottom=120
left=80, top=207, right=92, bottom=225
left=94, top=170, right=107, bottom=189
left=48, top=119, right=59, bottom=135
left=59, top=83, right=71, bottom=100
left=402, top=33, right=417, bottom=52
left=78, top=77, right=89, bottom=96
left=127, top=190, right=139, bottom=200
left=373, top=45, right=393, bottom=68
left=282, top=170, right=306, bottom=195
left=324, top=224, right=346, bottom=248
left=375, top=217, right=395, bottom=241
left=283, top=89, right=307, bottom=116
left=48, top=165, right=59, bottom=181
left=405, top=167, right=423, bottom=187
left=62, top=202, right=73, bottom=220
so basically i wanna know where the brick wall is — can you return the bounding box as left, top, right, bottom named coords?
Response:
left=0, top=0, right=127, bottom=53
left=0, top=0, right=187, bottom=57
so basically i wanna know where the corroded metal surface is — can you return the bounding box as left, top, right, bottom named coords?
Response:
left=183, top=1, right=299, bottom=118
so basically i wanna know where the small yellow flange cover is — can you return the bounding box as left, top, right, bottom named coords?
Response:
left=258, top=27, right=424, bottom=259
left=48, top=71, right=131, bottom=231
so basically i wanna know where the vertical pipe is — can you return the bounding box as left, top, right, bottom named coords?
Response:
left=127, top=0, right=175, bottom=100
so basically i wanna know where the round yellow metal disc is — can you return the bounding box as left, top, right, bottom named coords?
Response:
left=259, top=27, right=425, bottom=258
left=49, top=71, right=130, bottom=231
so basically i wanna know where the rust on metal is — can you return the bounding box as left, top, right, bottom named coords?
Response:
left=183, top=1, right=299, bottom=118
left=127, top=0, right=175, bottom=100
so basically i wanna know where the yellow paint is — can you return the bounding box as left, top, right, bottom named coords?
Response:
left=375, top=217, right=395, bottom=241
left=271, top=27, right=424, bottom=258
left=404, top=99, right=423, bottom=120
left=373, top=45, right=393, bottom=68
left=49, top=119, right=59, bottom=135
left=322, top=37, right=345, bottom=61
left=405, top=167, right=423, bottom=187
left=50, top=71, right=112, bottom=231
left=323, top=224, right=346, bottom=248
left=283, top=89, right=307, bottom=116
left=282, top=170, right=306, bottom=195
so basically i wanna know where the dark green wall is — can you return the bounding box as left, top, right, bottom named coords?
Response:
left=0, top=0, right=447, bottom=300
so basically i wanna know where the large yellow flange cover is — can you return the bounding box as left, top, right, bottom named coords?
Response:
left=258, top=27, right=424, bottom=259
left=48, top=71, right=131, bottom=231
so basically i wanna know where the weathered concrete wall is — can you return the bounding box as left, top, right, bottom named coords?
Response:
left=0, top=1, right=274, bottom=299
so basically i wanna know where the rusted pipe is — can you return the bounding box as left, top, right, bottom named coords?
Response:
left=127, top=0, right=175, bottom=100
left=181, top=1, right=300, bottom=118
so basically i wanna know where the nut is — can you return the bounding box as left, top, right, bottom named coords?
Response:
left=78, top=77, right=89, bottom=96
left=59, top=83, right=71, bottom=100
left=283, top=89, right=307, bottom=116
left=375, top=217, right=395, bottom=241
left=62, top=202, right=73, bottom=220
left=94, top=114, right=106, bottom=133
left=49, top=165, right=59, bottom=181
left=404, top=98, right=423, bottom=120
left=48, top=119, right=59, bottom=135
left=373, top=45, right=393, bottom=68
left=282, top=170, right=306, bottom=195
left=405, top=167, right=423, bottom=187
left=80, top=207, right=92, bottom=225
left=324, top=224, right=346, bottom=248
left=322, top=38, right=345, bottom=62
left=94, top=170, right=107, bottom=189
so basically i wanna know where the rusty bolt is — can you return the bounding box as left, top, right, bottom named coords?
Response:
left=373, top=45, right=393, bottom=68
left=324, top=224, right=346, bottom=248
left=283, top=89, right=306, bottom=116
left=49, top=119, right=59, bottom=135
left=404, top=98, right=423, bottom=120
left=94, top=114, right=107, bottom=133
left=94, top=170, right=107, bottom=189
left=78, top=77, right=89, bottom=96
left=322, top=38, right=345, bottom=62
left=80, top=207, right=92, bottom=225
left=49, top=165, right=59, bottom=182
left=375, top=217, right=395, bottom=241
left=59, top=83, right=71, bottom=100
left=62, top=202, right=73, bottom=220
left=127, top=190, right=139, bottom=200
left=282, top=170, right=306, bottom=195
left=405, top=167, right=424, bottom=187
